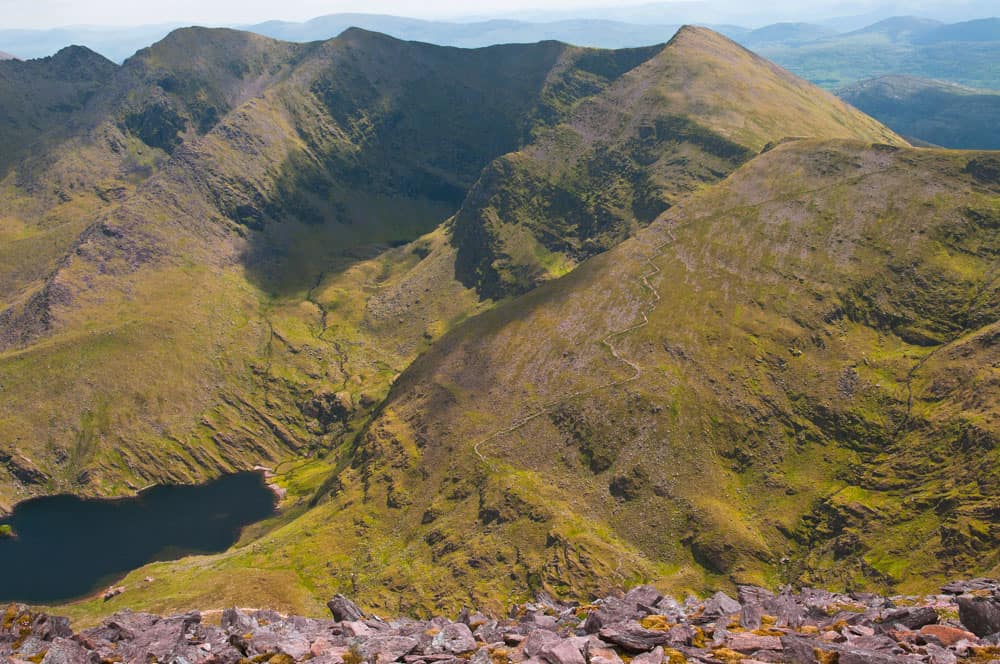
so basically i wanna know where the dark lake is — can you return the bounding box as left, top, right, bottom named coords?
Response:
left=0, top=471, right=276, bottom=603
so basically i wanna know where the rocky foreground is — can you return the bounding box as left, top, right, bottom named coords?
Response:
left=5, top=581, right=1000, bottom=663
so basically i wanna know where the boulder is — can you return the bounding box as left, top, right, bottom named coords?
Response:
left=630, top=646, right=664, bottom=664
left=39, top=637, right=99, bottom=664
left=523, top=629, right=561, bottom=658
left=358, top=635, right=419, bottom=664
left=428, top=623, right=477, bottom=655
left=582, top=600, right=633, bottom=634
left=878, top=606, right=938, bottom=631
left=597, top=624, right=672, bottom=652
left=701, top=592, right=741, bottom=620
left=725, top=633, right=782, bottom=653
left=539, top=639, right=586, bottom=664
left=919, top=624, right=978, bottom=647
left=585, top=642, right=625, bottom=664
left=329, top=595, right=366, bottom=622
left=958, top=595, right=1000, bottom=637
left=942, top=579, right=1000, bottom=595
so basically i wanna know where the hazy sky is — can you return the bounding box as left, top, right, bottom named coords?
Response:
left=1, top=0, right=626, bottom=28
left=0, top=0, right=993, bottom=29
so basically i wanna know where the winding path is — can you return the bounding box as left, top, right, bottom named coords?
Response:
left=473, top=224, right=678, bottom=470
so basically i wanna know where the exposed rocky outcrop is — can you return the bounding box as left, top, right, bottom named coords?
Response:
left=5, top=581, right=1000, bottom=663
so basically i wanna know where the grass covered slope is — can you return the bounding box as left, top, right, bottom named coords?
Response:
left=0, top=28, right=682, bottom=512
left=451, top=26, right=904, bottom=298
left=838, top=75, right=1000, bottom=149
left=63, top=141, right=998, bottom=623
left=313, top=141, right=997, bottom=608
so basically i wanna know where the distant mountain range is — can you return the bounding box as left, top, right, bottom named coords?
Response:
left=2, top=14, right=999, bottom=83
left=838, top=74, right=1000, bottom=149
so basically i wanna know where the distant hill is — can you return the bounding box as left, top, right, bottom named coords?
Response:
left=0, top=50, right=15, bottom=60
left=739, top=22, right=837, bottom=46
left=754, top=15, right=1000, bottom=89
left=914, top=17, right=1000, bottom=43
left=247, top=14, right=682, bottom=49
left=838, top=75, right=1000, bottom=149
left=839, top=16, right=943, bottom=41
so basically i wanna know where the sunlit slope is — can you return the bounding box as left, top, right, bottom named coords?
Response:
left=62, top=140, right=998, bottom=622
left=312, top=141, right=997, bottom=608
left=451, top=26, right=906, bottom=297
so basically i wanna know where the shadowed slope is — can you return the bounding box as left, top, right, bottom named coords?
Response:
left=0, top=28, right=665, bottom=511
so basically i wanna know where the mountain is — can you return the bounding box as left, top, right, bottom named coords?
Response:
left=754, top=16, right=1000, bottom=89
left=839, top=75, right=1000, bottom=149
left=915, top=17, right=1000, bottom=43
left=0, top=24, right=184, bottom=62
left=4, top=19, right=995, bottom=625
left=739, top=22, right=837, bottom=47
left=839, top=16, right=943, bottom=41
left=0, top=51, right=15, bottom=60
left=0, top=23, right=929, bottom=621
left=248, top=14, right=682, bottom=50
left=0, top=46, right=117, bottom=172
left=450, top=26, right=900, bottom=298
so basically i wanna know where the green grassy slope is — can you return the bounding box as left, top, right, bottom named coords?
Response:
left=0, top=28, right=667, bottom=513
left=838, top=75, right=1000, bottom=149
left=451, top=26, right=905, bottom=298
left=56, top=140, right=997, bottom=625
left=6, top=24, right=986, bottom=625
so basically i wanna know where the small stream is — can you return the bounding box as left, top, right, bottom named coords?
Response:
left=0, top=471, right=276, bottom=604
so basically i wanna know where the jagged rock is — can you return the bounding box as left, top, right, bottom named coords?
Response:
left=428, top=623, right=476, bottom=654
left=942, top=579, right=1000, bottom=595
left=358, top=635, right=419, bottom=664
left=629, top=646, right=664, bottom=664
left=523, top=629, right=561, bottom=657
left=585, top=642, right=624, bottom=664
left=919, top=624, right=978, bottom=646
left=329, top=595, right=366, bottom=622
left=539, top=639, right=586, bottom=664
left=740, top=603, right=763, bottom=630
left=878, top=606, right=938, bottom=631
left=582, top=599, right=633, bottom=634
left=1, top=584, right=995, bottom=664
left=700, top=591, right=741, bottom=620
left=597, top=623, right=672, bottom=652
left=222, top=607, right=259, bottom=633
left=725, top=633, right=783, bottom=652
left=624, top=586, right=663, bottom=614
left=958, top=595, right=1000, bottom=637
left=39, top=637, right=99, bottom=664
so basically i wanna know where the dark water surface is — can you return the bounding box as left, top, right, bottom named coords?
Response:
left=0, top=472, right=276, bottom=603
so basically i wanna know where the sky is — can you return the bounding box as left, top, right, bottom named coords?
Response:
left=1, top=0, right=628, bottom=28
left=0, top=0, right=994, bottom=29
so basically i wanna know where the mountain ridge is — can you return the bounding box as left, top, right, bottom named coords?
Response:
left=0, top=23, right=994, bottom=624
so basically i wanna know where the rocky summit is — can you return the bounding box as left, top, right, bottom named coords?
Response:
left=5, top=581, right=1000, bottom=663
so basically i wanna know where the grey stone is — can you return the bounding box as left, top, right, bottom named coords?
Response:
left=539, top=639, right=586, bottom=664
left=630, top=646, right=664, bottom=664
left=329, top=595, right=366, bottom=622
left=429, top=623, right=477, bottom=655
left=958, top=595, right=1000, bottom=637
left=39, top=638, right=99, bottom=664
left=701, top=591, right=741, bottom=620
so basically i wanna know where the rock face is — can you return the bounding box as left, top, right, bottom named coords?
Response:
left=4, top=581, right=1000, bottom=663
